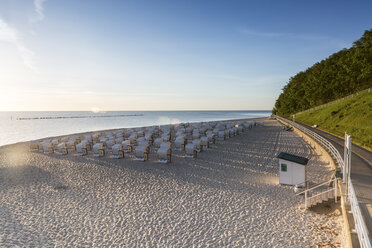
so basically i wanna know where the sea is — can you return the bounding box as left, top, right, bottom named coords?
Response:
left=0, top=110, right=271, bottom=147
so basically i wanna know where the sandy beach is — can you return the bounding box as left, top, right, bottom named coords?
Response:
left=0, top=118, right=347, bottom=247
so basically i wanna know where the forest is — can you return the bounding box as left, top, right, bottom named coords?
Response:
left=273, top=29, right=372, bottom=117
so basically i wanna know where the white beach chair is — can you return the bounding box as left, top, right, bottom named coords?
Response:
left=29, top=140, right=39, bottom=152
left=93, top=143, right=105, bottom=157
left=153, top=137, right=164, bottom=148
left=192, top=130, right=201, bottom=139
left=67, top=138, right=78, bottom=151
left=160, top=141, right=171, bottom=150
left=115, top=137, right=123, bottom=144
left=135, top=145, right=148, bottom=161
left=192, top=139, right=202, bottom=152
left=157, top=147, right=171, bottom=163
left=217, top=131, right=225, bottom=141
left=112, top=144, right=124, bottom=159
left=129, top=133, right=137, bottom=144
left=175, top=136, right=186, bottom=151
left=229, top=129, right=234, bottom=137
left=56, top=143, right=68, bottom=155
left=106, top=139, right=116, bottom=150
left=42, top=141, right=54, bottom=154
left=200, top=137, right=209, bottom=150
left=224, top=130, right=230, bottom=139
left=237, top=125, right=243, bottom=133
left=207, top=133, right=215, bottom=144
left=76, top=142, right=88, bottom=156
left=121, top=140, right=132, bottom=153
left=185, top=143, right=197, bottom=158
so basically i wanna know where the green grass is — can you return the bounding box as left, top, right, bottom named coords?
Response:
left=295, top=90, right=372, bottom=150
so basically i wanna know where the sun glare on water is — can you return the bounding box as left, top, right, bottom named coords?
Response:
left=91, top=107, right=101, bottom=113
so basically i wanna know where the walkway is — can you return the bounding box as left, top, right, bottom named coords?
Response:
left=295, top=121, right=372, bottom=243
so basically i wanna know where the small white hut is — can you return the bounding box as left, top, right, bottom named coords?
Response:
left=277, top=152, right=308, bottom=186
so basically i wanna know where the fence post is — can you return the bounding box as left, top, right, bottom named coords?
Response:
left=343, top=132, right=347, bottom=183
left=305, top=190, right=307, bottom=209
left=335, top=177, right=338, bottom=203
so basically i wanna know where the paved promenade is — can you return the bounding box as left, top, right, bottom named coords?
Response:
left=296, top=121, right=372, bottom=243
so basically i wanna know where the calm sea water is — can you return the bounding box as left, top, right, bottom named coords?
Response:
left=0, top=111, right=271, bottom=146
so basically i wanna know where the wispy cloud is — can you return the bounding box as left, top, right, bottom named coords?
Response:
left=0, top=18, right=36, bottom=70
left=237, top=28, right=288, bottom=38
left=33, top=0, right=48, bottom=22
left=237, top=27, right=349, bottom=48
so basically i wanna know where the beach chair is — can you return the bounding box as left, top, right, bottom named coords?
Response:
left=192, top=131, right=201, bottom=139
left=29, top=140, right=39, bottom=152
left=224, top=130, right=230, bottom=139
left=42, top=141, right=54, bottom=154
left=229, top=129, right=234, bottom=137
left=56, top=143, right=68, bottom=155
left=200, top=137, right=209, bottom=150
left=115, top=137, right=123, bottom=144
left=185, top=143, right=197, bottom=158
left=192, top=139, right=202, bottom=152
left=129, top=133, right=137, bottom=144
left=153, top=137, right=164, bottom=148
left=237, top=125, right=243, bottom=133
left=121, top=140, right=132, bottom=152
left=175, top=136, right=186, bottom=151
left=135, top=145, right=148, bottom=161
left=67, top=138, right=78, bottom=151
left=157, top=147, right=171, bottom=163
left=106, top=139, right=116, bottom=150
left=160, top=141, right=171, bottom=150
left=161, top=133, right=171, bottom=142
left=207, top=133, right=215, bottom=144
left=144, top=132, right=154, bottom=143
left=112, top=144, right=124, bottom=159
left=93, top=143, right=105, bottom=157
left=76, top=141, right=88, bottom=156
left=217, top=131, right=225, bottom=141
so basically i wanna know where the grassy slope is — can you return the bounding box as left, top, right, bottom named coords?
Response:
left=295, top=90, right=372, bottom=150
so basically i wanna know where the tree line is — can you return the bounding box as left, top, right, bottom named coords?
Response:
left=273, top=29, right=372, bottom=117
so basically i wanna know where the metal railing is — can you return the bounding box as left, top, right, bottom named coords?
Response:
left=276, top=115, right=344, bottom=172
left=275, top=115, right=371, bottom=248
left=296, top=177, right=338, bottom=209
left=349, top=177, right=371, bottom=248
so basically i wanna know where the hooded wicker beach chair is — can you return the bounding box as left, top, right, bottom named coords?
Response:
left=135, top=145, right=148, bottom=161
left=93, top=143, right=105, bottom=157
left=157, top=147, right=171, bottom=163
left=112, top=144, right=124, bottom=159
left=185, top=143, right=197, bottom=158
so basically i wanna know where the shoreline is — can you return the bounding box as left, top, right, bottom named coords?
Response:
left=0, top=116, right=270, bottom=150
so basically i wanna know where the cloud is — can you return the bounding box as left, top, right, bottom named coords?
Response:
left=237, top=28, right=288, bottom=38
left=237, top=27, right=349, bottom=49
left=33, top=0, right=48, bottom=22
left=238, top=27, right=330, bottom=41
left=0, top=18, right=36, bottom=70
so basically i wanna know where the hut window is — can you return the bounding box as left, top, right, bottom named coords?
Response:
left=281, top=163, right=287, bottom=172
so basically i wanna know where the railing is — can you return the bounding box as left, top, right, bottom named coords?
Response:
left=276, top=115, right=344, bottom=172
left=296, top=177, right=337, bottom=209
left=275, top=115, right=371, bottom=248
left=349, top=177, right=371, bottom=248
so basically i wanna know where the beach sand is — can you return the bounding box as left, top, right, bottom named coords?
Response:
left=0, top=119, right=347, bottom=247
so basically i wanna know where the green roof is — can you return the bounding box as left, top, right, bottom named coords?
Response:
left=277, top=152, right=309, bottom=165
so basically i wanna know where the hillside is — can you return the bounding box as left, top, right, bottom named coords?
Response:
left=295, top=90, right=372, bottom=150
left=274, top=29, right=372, bottom=117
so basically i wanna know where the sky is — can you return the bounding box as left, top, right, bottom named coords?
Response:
left=0, top=0, right=371, bottom=111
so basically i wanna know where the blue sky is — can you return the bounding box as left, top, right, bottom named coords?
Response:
left=0, top=0, right=371, bottom=111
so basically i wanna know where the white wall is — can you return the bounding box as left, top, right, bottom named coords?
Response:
left=279, top=159, right=305, bottom=186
